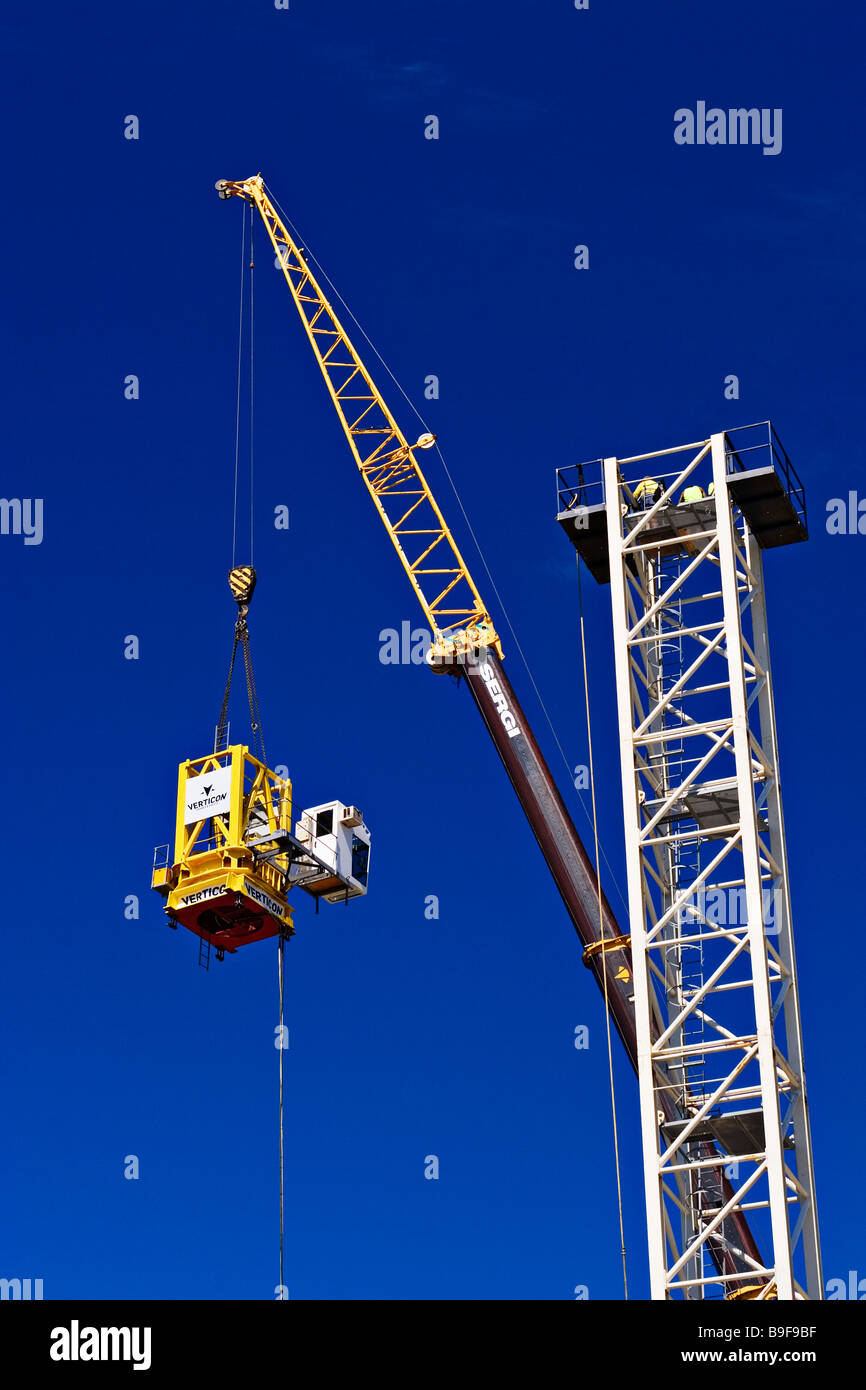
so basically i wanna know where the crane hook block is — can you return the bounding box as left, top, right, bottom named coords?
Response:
left=229, top=565, right=257, bottom=609
left=151, top=744, right=295, bottom=955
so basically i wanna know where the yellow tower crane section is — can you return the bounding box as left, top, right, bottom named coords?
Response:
left=215, top=175, right=501, bottom=668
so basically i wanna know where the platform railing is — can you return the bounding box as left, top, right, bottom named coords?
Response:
left=557, top=424, right=806, bottom=533
left=724, top=420, right=807, bottom=532
left=555, top=458, right=606, bottom=514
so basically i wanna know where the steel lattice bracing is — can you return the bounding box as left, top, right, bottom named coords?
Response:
left=216, top=175, right=501, bottom=665
left=602, top=433, right=821, bottom=1300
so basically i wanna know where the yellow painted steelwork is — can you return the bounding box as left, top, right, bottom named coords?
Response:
left=726, top=1283, right=778, bottom=1301
left=582, top=933, right=632, bottom=964
left=152, top=744, right=294, bottom=940
left=216, top=175, right=502, bottom=666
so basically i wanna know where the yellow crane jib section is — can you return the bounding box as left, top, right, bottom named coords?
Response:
left=151, top=744, right=294, bottom=954
left=215, top=175, right=502, bottom=670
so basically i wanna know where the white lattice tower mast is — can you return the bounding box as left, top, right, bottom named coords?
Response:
left=602, top=431, right=821, bottom=1300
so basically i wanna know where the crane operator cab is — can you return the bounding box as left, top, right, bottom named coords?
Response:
left=152, top=745, right=371, bottom=956
left=289, top=802, right=371, bottom=903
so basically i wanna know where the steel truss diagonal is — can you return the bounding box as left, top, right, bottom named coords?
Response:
left=604, top=434, right=821, bottom=1300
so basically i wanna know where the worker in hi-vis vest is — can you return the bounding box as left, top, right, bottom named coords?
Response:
left=708, top=481, right=715, bottom=496
left=681, top=483, right=705, bottom=504
left=633, top=476, right=662, bottom=509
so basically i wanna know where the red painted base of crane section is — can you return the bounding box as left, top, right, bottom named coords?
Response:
left=172, top=889, right=283, bottom=955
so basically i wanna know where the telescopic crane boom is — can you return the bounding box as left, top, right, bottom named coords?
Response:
left=216, top=174, right=765, bottom=1287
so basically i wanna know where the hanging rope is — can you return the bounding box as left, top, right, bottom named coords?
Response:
left=249, top=203, right=255, bottom=567
left=577, top=555, right=629, bottom=1301
left=232, top=213, right=246, bottom=568
left=278, top=930, right=286, bottom=1299
left=219, top=205, right=262, bottom=759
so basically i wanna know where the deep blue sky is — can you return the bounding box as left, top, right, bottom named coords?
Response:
left=1, top=1, right=863, bottom=1300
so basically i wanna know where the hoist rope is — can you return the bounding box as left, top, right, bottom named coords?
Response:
left=249, top=204, right=255, bottom=567
left=262, top=183, right=629, bottom=917
left=220, top=206, right=264, bottom=758
left=577, top=555, right=629, bottom=1300
left=232, top=213, right=246, bottom=568
left=226, top=200, right=279, bottom=1297
left=278, top=931, right=286, bottom=1300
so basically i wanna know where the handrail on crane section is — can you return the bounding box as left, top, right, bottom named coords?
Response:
left=555, top=421, right=806, bottom=530
left=724, top=420, right=807, bottom=533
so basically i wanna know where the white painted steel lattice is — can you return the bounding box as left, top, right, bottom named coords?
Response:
left=602, top=432, right=821, bottom=1300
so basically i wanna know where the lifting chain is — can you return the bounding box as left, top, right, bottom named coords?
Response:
left=214, top=566, right=267, bottom=765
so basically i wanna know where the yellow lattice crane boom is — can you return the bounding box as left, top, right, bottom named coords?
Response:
left=216, top=175, right=501, bottom=667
